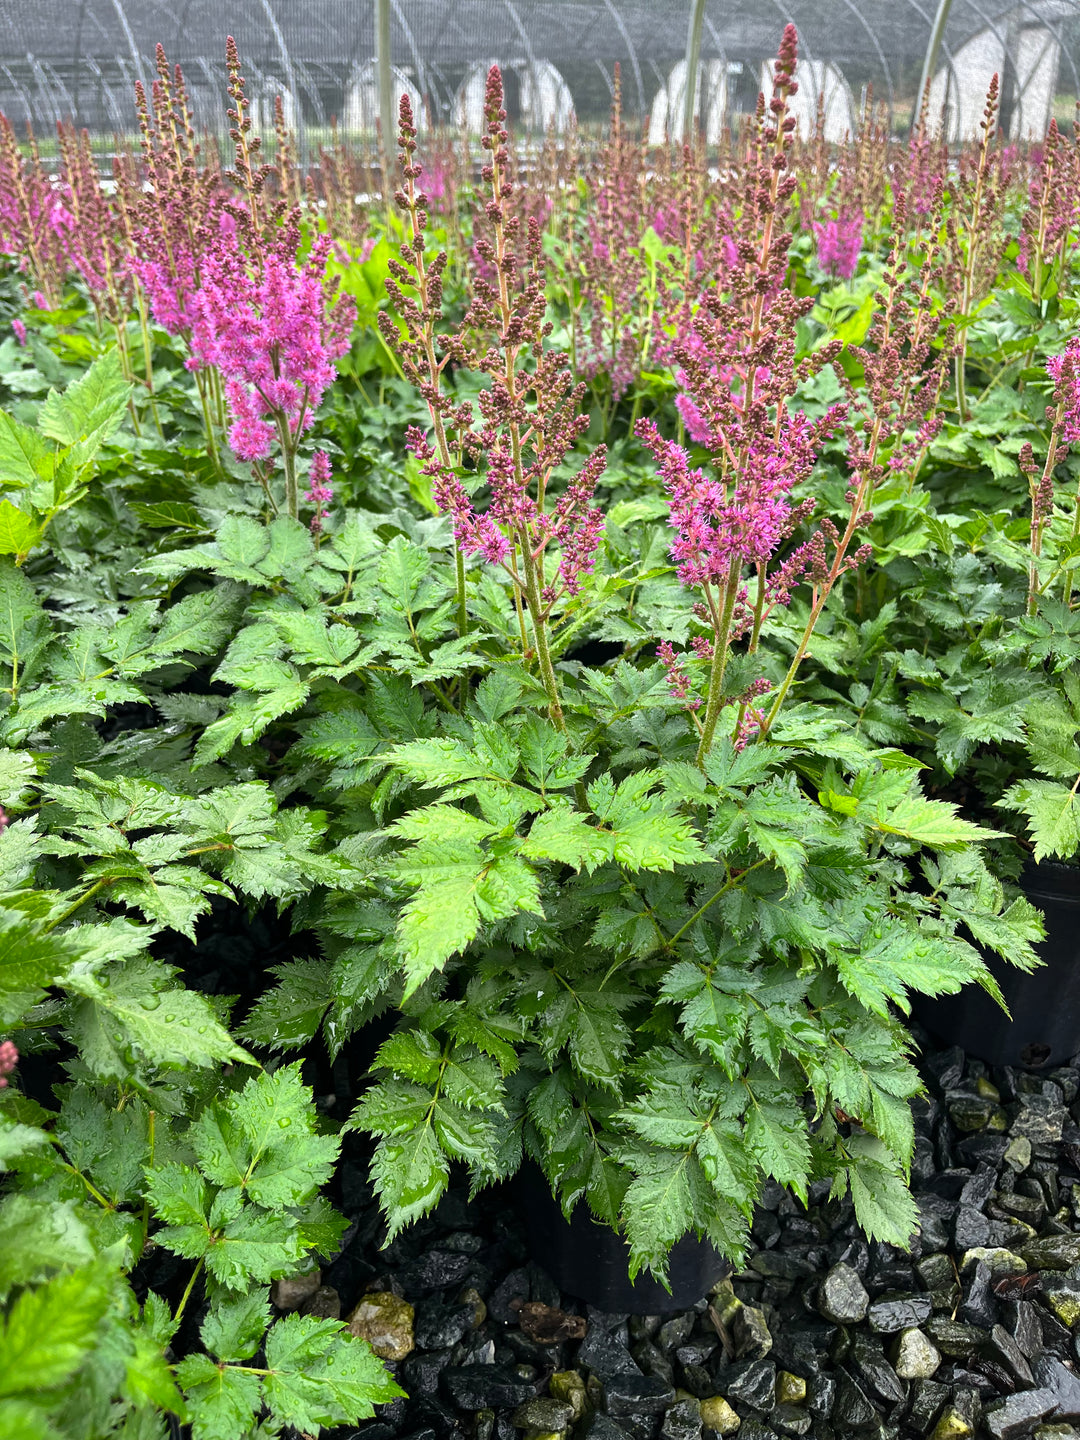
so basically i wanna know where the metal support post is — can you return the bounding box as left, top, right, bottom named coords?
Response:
left=682, top=0, right=707, bottom=144
left=916, top=0, right=954, bottom=122
left=376, top=0, right=394, bottom=156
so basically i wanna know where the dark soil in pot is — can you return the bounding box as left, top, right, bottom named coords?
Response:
left=911, top=857, right=1080, bottom=1068
left=514, top=1162, right=731, bottom=1314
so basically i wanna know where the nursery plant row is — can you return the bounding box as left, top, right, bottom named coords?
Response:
left=1, top=25, right=1080, bottom=1440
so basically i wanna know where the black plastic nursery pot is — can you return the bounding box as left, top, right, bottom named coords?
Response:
left=911, top=857, right=1080, bottom=1068
left=516, top=1165, right=731, bottom=1313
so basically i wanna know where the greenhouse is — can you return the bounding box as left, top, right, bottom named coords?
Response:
left=3, top=1, right=1080, bottom=139
left=7, top=3, right=1080, bottom=1440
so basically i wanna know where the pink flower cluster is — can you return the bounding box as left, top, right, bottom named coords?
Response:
left=185, top=216, right=354, bottom=462
left=131, top=247, right=201, bottom=335
left=812, top=213, right=863, bottom=280
left=1047, top=338, right=1080, bottom=446
left=0, top=1038, right=17, bottom=1088
left=637, top=411, right=819, bottom=584
left=410, top=428, right=606, bottom=598
left=304, top=449, right=334, bottom=534
left=658, top=640, right=701, bottom=710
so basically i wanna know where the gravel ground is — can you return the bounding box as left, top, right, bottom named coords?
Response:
left=280, top=1028, right=1080, bottom=1440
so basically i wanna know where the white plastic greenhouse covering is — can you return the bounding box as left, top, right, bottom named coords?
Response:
left=0, top=0, right=1078, bottom=142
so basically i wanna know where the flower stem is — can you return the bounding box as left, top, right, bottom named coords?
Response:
left=695, top=564, right=741, bottom=767
left=523, top=551, right=566, bottom=733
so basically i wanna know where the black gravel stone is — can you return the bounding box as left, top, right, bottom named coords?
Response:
left=1041, top=1308, right=1077, bottom=1361
left=583, top=1415, right=634, bottom=1440
left=1034, top=1353, right=1080, bottom=1417
left=401, top=1250, right=474, bottom=1293
left=659, top=1399, right=702, bottom=1440
left=961, top=1164, right=999, bottom=1210
left=603, top=1374, right=677, bottom=1417
left=407, top=1396, right=467, bottom=1439
left=915, top=1200, right=952, bottom=1253
left=924, top=1317, right=985, bottom=1358
left=832, top=1374, right=880, bottom=1429
left=1012, top=1096, right=1067, bottom=1146
left=957, top=1134, right=1009, bottom=1169
left=1020, top=1234, right=1080, bottom=1270
left=676, top=1341, right=716, bottom=1370
left=402, top=1349, right=454, bottom=1397
left=632, top=1339, right=674, bottom=1384
left=988, top=1324, right=1034, bottom=1387
left=850, top=1335, right=906, bottom=1407
left=749, top=1251, right=815, bottom=1280
left=805, top=1372, right=836, bottom=1419
left=983, top=1387, right=1059, bottom=1439
left=487, top=1269, right=530, bottom=1325
left=442, top=1366, right=535, bottom=1411
left=510, top=1397, right=575, bottom=1430
left=954, top=1204, right=993, bottom=1249
left=414, top=1302, right=475, bottom=1351
left=959, top=1261, right=998, bottom=1328
left=679, top=1362, right=713, bottom=1398
left=771, top=1323, right=834, bottom=1378
left=905, top=1377, right=951, bottom=1434
left=1008, top=1301, right=1043, bottom=1359
left=949, top=1096, right=1001, bottom=1131
left=721, top=1359, right=777, bottom=1411
left=925, top=1048, right=965, bottom=1091
left=578, top=1325, right=642, bottom=1380
left=770, top=1403, right=812, bottom=1436
left=867, top=1293, right=933, bottom=1334
left=817, top=1263, right=869, bottom=1325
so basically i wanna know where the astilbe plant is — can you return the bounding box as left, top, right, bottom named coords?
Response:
left=248, top=34, right=1042, bottom=1285
left=573, top=70, right=648, bottom=401
left=638, top=28, right=849, bottom=760
left=134, top=40, right=354, bottom=511
left=978, top=340, right=1080, bottom=858
left=385, top=72, right=605, bottom=725
left=0, top=117, right=69, bottom=309
left=1, top=20, right=1074, bottom=1374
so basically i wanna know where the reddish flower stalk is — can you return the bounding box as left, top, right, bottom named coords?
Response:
left=638, top=28, right=952, bottom=763
left=126, top=45, right=232, bottom=456
left=760, top=205, right=950, bottom=730
left=386, top=75, right=605, bottom=733
left=1032, top=340, right=1080, bottom=611
left=575, top=70, right=648, bottom=401
left=952, top=76, right=1002, bottom=419
left=640, top=27, right=846, bottom=764
left=0, top=118, right=67, bottom=308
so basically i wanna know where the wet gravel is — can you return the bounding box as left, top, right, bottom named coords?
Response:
left=298, top=1030, right=1080, bottom=1440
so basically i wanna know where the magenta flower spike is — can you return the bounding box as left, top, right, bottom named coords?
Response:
left=304, top=448, right=335, bottom=534
left=812, top=213, right=863, bottom=280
